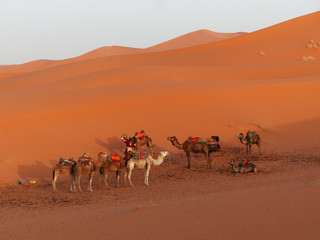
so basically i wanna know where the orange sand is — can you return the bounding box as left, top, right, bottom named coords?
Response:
left=0, top=11, right=320, bottom=240
left=1, top=12, right=319, bottom=183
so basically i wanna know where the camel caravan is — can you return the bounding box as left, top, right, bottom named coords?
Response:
left=53, top=130, right=261, bottom=192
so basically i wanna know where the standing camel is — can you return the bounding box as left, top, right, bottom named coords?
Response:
left=98, top=151, right=133, bottom=188
left=122, top=130, right=154, bottom=156
left=167, top=136, right=217, bottom=169
left=52, top=157, right=76, bottom=192
left=236, top=131, right=261, bottom=158
left=73, top=153, right=104, bottom=192
left=124, top=151, right=169, bottom=187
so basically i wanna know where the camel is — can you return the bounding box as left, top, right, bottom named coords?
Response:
left=167, top=136, right=219, bottom=169
left=73, top=153, right=104, bottom=192
left=98, top=151, right=133, bottom=188
left=236, top=131, right=261, bottom=158
left=122, top=130, right=154, bottom=156
left=52, top=157, right=77, bottom=191
left=227, top=160, right=257, bottom=173
left=124, top=151, right=169, bottom=187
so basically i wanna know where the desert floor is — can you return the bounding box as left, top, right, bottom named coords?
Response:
left=1, top=148, right=320, bottom=240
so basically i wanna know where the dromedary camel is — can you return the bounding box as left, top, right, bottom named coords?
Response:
left=52, top=157, right=76, bottom=191
left=73, top=153, right=104, bottom=192
left=98, top=151, right=133, bottom=188
left=167, top=136, right=219, bottom=169
left=124, top=151, right=169, bottom=187
left=227, top=160, right=257, bottom=173
left=122, top=130, right=154, bottom=156
left=236, top=131, right=261, bottom=158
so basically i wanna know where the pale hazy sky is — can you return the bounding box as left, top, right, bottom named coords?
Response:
left=0, top=0, right=319, bottom=64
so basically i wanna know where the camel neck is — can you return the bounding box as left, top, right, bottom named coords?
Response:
left=152, top=156, right=164, bottom=166
left=172, top=140, right=183, bottom=149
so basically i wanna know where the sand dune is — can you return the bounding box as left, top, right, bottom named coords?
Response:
left=0, top=29, right=243, bottom=80
left=0, top=11, right=319, bottom=185
left=147, top=29, right=245, bottom=51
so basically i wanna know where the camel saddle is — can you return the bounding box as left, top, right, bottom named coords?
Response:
left=189, top=137, right=201, bottom=143
left=78, top=156, right=92, bottom=165
left=241, top=159, right=252, bottom=166
left=59, top=157, right=76, bottom=166
left=207, top=136, right=219, bottom=144
left=135, top=131, right=145, bottom=139
left=109, top=153, right=120, bottom=162
left=133, top=151, right=148, bottom=159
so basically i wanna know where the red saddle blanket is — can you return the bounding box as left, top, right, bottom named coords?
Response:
left=209, top=138, right=216, bottom=143
left=190, top=137, right=200, bottom=142
left=135, top=132, right=145, bottom=139
left=84, top=157, right=92, bottom=162
left=242, top=159, right=251, bottom=165
left=110, top=154, right=120, bottom=162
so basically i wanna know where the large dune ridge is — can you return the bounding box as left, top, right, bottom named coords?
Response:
left=0, top=11, right=320, bottom=184
left=0, top=29, right=243, bottom=80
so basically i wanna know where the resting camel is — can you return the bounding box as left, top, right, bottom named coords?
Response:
left=167, top=136, right=219, bottom=169
left=98, top=151, right=133, bottom=188
left=122, top=131, right=154, bottom=156
left=52, top=157, right=76, bottom=191
left=73, top=153, right=104, bottom=192
left=236, top=131, right=261, bottom=158
left=124, top=151, right=169, bottom=187
left=227, top=160, right=257, bottom=173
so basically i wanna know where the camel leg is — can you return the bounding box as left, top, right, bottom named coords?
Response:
left=124, top=171, right=128, bottom=186
left=104, top=173, right=109, bottom=188
left=71, top=175, right=77, bottom=192
left=246, top=145, right=249, bottom=159
left=69, top=175, right=74, bottom=192
left=98, top=174, right=102, bottom=188
left=128, top=169, right=134, bottom=187
left=186, top=152, right=191, bottom=169
left=88, top=174, right=93, bottom=191
left=145, top=165, right=151, bottom=186
left=116, top=170, right=120, bottom=188
left=207, top=152, right=212, bottom=169
left=77, top=175, right=82, bottom=192
left=147, top=140, right=154, bottom=156
left=52, top=169, right=58, bottom=191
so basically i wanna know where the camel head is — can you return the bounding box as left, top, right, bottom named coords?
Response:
left=98, top=152, right=108, bottom=158
left=167, top=136, right=177, bottom=142
left=236, top=133, right=247, bottom=144
left=160, top=151, right=169, bottom=158
left=236, top=133, right=244, bottom=139
left=227, top=160, right=235, bottom=166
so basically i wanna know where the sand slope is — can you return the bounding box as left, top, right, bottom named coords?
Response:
left=0, top=12, right=319, bottom=184
left=147, top=29, right=245, bottom=51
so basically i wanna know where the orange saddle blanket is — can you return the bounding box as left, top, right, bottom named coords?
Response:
left=110, top=154, right=120, bottom=162
left=190, top=137, right=200, bottom=142
left=135, top=132, right=145, bottom=139
left=242, top=159, right=251, bottom=165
